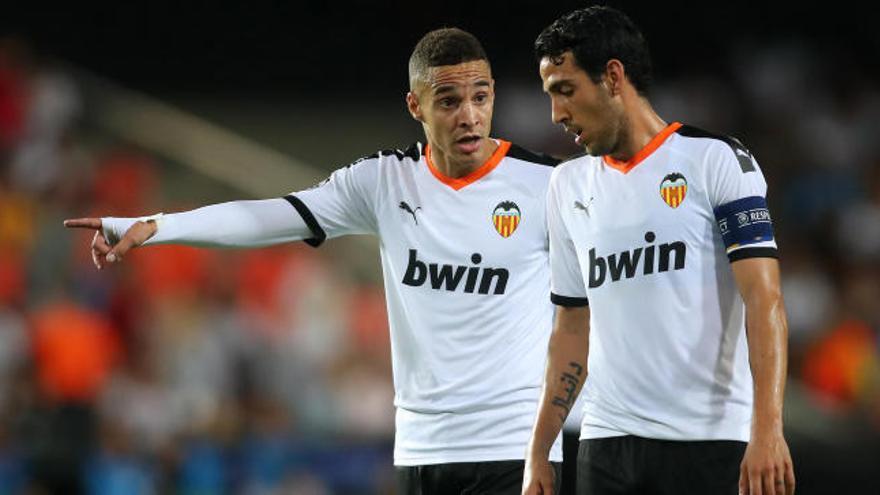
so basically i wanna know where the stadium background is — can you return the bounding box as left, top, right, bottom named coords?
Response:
left=1, top=1, right=878, bottom=493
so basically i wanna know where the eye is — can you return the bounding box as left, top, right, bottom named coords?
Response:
left=473, top=93, right=489, bottom=104
left=438, top=97, right=458, bottom=109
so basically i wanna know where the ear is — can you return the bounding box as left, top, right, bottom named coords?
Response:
left=406, top=91, right=423, bottom=121
left=604, top=59, right=626, bottom=97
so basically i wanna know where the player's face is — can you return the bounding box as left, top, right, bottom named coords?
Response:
left=540, top=52, right=623, bottom=156
left=407, top=60, right=495, bottom=169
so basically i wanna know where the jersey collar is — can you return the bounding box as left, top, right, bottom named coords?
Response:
left=602, top=122, right=682, bottom=174
left=424, top=139, right=511, bottom=190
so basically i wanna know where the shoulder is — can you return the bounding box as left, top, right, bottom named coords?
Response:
left=332, top=142, right=423, bottom=186
left=673, top=124, right=756, bottom=173
left=351, top=142, right=423, bottom=167
left=314, top=143, right=422, bottom=192
left=505, top=143, right=560, bottom=167
left=504, top=142, right=558, bottom=171
left=500, top=142, right=560, bottom=187
left=504, top=143, right=559, bottom=176
left=551, top=152, right=592, bottom=182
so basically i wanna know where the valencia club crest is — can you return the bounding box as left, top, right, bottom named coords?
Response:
left=493, top=201, right=521, bottom=238
left=660, top=173, right=687, bottom=208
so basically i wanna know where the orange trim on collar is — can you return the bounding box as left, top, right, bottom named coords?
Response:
left=603, top=122, right=683, bottom=174
left=424, top=140, right=511, bottom=190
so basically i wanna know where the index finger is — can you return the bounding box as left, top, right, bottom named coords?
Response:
left=64, top=218, right=103, bottom=230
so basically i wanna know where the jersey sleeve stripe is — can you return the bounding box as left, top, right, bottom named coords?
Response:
left=283, top=195, right=327, bottom=247
left=550, top=293, right=589, bottom=307
left=727, top=246, right=778, bottom=262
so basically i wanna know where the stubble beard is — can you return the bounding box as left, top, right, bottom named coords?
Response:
left=588, top=111, right=629, bottom=158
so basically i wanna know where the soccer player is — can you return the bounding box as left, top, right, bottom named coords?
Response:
left=66, top=28, right=563, bottom=494
left=522, top=7, right=795, bottom=495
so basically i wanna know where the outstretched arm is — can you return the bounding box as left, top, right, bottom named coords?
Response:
left=523, top=305, right=590, bottom=495
left=732, top=257, right=795, bottom=495
left=65, top=198, right=313, bottom=269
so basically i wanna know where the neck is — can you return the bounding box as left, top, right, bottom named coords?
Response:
left=610, top=92, right=668, bottom=162
left=428, top=138, right=498, bottom=179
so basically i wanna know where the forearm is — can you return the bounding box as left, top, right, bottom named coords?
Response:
left=732, top=258, right=789, bottom=436
left=745, top=293, right=788, bottom=434
left=102, top=198, right=313, bottom=248
left=528, top=306, right=590, bottom=459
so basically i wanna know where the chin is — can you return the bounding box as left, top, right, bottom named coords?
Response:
left=586, top=138, right=615, bottom=157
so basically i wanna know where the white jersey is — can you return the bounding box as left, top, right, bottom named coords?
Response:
left=293, top=140, right=563, bottom=465
left=547, top=123, right=778, bottom=442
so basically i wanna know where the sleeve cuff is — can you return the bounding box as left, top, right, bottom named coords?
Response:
left=283, top=195, right=327, bottom=247
left=728, top=246, right=778, bottom=262
left=551, top=293, right=589, bottom=307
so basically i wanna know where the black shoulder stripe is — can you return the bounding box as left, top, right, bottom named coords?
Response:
left=506, top=143, right=560, bottom=166
left=283, top=195, right=326, bottom=248
left=675, top=124, right=755, bottom=173
left=404, top=142, right=422, bottom=160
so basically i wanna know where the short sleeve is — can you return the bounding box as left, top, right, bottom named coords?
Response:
left=548, top=168, right=589, bottom=307
left=705, top=140, right=778, bottom=262
left=287, top=157, right=380, bottom=246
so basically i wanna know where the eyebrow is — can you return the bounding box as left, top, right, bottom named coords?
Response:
left=432, top=80, right=491, bottom=96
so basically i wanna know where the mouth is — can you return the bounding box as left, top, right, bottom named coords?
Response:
left=455, top=135, right=482, bottom=154
left=565, top=126, right=585, bottom=146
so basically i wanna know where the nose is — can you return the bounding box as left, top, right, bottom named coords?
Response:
left=458, top=100, right=479, bottom=128
left=550, top=96, right=569, bottom=126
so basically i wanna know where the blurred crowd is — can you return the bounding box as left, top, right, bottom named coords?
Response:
left=1, top=38, right=395, bottom=495
left=1, top=32, right=880, bottom=494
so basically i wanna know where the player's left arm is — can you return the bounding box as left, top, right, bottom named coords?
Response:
left=731, top=257, right=795, bottom=495
left=707, top=136, right=795, bottom=495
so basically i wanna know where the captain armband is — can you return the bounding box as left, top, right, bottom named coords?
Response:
left=713, top=196, right=777, bottom=261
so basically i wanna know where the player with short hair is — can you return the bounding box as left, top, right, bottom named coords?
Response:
left=67, top=28, right=563, bottom=494
left=522, top=6, right=795, bottom=495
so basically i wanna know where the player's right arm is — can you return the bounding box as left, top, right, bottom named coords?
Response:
left=523, top=166, right=590, bottom=495
left=64, top=198, right=316, bottom=269
left=523, top=305, right=589, bottom=495
left=65, top=155, right=381, bottom=269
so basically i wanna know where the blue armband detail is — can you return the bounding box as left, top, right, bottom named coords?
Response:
left=713, top=196, right=775, bottom=250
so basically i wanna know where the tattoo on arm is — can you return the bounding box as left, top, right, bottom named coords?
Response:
left=551, top=361, right=584, bottom=423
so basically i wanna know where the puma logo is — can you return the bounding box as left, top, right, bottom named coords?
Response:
left=399, top=201, right=421, bottom=225
left=574, top=198, right=594, bottom=215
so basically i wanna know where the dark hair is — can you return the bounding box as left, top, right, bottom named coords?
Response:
left=535, top=6, right=653, bottom=95
left=409, top=28, right=489, bottom=88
